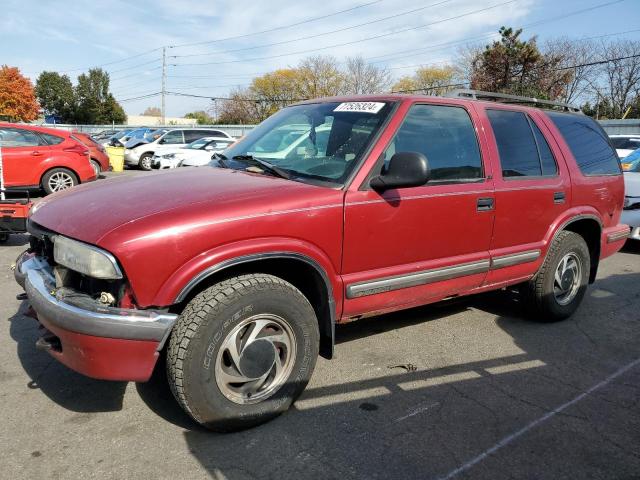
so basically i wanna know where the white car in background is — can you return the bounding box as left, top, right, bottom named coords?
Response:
left=622, top=165, right=640, bottom=241
left=154, top=137, right=236, bottom=169
left=124, top=128, right=233, bottom=170
left=609, top=134, right=640, bottom=158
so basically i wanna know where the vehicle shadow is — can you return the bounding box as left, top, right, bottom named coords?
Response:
left=0, top=233, right=29, bottom=247
left=8, top=300, right=128, bottom=413
left=178, top=273, right=640, bottom=480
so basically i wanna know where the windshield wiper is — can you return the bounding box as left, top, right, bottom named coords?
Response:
left=212, top=152, right=230, bottom=168
left=232, top=155, right=292, bottom=180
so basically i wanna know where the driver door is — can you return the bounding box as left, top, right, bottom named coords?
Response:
left=342, top=102, right=495, bottom=318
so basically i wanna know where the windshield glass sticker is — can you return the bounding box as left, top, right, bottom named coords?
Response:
left=334, top=102, right=385, bottom=114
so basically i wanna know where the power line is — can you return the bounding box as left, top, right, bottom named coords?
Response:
left=170, top=0, right=456, bottom=59
left=119, top=92, right=162, bottom=103
left=168, top=0, right=383, bottom=49
left=171, top=0, right=519, bottom=67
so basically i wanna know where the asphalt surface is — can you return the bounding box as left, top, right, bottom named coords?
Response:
left=1, top=173, right=639, bottom=479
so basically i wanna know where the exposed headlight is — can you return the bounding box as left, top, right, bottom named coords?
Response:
left=53, top=235, right=123, bottom=279
left=164, top=153, right=176, bottom=159
left=124, top=149, right=131, bottom=154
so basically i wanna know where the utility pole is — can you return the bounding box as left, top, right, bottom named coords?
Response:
left=161, top=47, right=166, bottom=125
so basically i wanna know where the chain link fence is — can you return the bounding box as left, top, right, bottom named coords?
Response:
left=39, top=124, right=256, bottom=138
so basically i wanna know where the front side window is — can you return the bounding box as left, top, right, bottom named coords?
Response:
left=381, top=104, right=482, bottom=181
left=161, top=130, right=184, bottom=144
left=0, top=128, right=43, bottom=147
left=547, top=112, right=620, bottom=176
left=223, top=101, right=394, bottom=185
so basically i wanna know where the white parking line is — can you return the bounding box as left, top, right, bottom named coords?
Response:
left=436, top=357, right=640, bottom=480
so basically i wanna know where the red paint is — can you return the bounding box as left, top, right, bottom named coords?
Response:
left=72, top=131, right=111, bottom=172
left=29, top=95, right=628, bottom=367
left=38, top=315, right=159, bottom=382
left=0, top=122, right=96, bottom=188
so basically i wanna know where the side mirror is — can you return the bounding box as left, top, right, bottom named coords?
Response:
left=369, top=152, right=430, bottom=191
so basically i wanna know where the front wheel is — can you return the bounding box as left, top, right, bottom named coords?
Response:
left=522, top=231, right=590, bottom=321
left=138, top=153, right=153, bottom=171
left=42, top=168, right=78, bottom=195
left=167, top=274, right=319, bottom=431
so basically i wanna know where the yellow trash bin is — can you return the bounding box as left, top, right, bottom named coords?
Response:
left=106, top=146, right=125, bottom=172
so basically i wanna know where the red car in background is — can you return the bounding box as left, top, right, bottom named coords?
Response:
left=0, top=123, right=96, bottom=195
left=72, top=131, right=111, bottom=175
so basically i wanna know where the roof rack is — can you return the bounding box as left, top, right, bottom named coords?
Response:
left=445, top=89, right=581, bottom=113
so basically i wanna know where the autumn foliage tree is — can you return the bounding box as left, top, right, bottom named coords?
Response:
left=0, top=66, right=39, bottom=121
left=392, top=65, right=459, bottom=95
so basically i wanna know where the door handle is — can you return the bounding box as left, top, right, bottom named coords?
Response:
left=31, top=151, right=43, bottom=156
left=477, top=197, right=494, bottom=211
left=553, top=191, right=566, bottom=204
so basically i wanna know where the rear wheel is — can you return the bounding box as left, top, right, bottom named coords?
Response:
left=522, top=231, right=590, bottom=322
left=90, top=159, right=101, bottom=176
left=139, top=153, right=153, bottom=171
left=0, top=233, right=8, bottom=243
left=42, top=168, right=78, bottom=195
left=167, top=273, right=319, bottom=431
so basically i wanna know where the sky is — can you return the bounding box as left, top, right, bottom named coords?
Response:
left=2, top=0, right=640, bottom=119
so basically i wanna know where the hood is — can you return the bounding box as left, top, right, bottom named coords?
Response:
left=30, top=167, right=337, bottom=245
left=624, top=172, right=640, bottom=196
left=124, top=137, right=149, bottom=149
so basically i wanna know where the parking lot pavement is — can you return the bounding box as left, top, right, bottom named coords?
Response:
left=1, top=230, right=639, bottom=479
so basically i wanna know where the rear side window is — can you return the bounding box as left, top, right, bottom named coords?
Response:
left=384, top=104, right=483, bottom=181
left=39, top=133, right=64, bottom=145
left=161, top=130, right=184, bottom=144
left=547, top=112, right=620, bottom=175
left=487, top=110, right=558, bottom=178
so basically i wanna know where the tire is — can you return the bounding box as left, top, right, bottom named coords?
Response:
left=523, top=231, right=590, bottom=322
left=90, top=159, right=101, bottom=176
left=42, top=168, right=78, bottom=195
left=167, top=273, right=319, bottom=432
left=138, top=153, right=154, bottom=171
left=0, top=233, right=8, bottom=243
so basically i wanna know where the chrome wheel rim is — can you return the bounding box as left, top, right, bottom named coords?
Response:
left=215, top=313, right=296, bottom=405
left=48, top=172, right=74, bottom=192
left=140, top=156, right=152, bottom=169
left=91, top=161, right=100, bottom=176
left=553, top=252, right=582, bottom=306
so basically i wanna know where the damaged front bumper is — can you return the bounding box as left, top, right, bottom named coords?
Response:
left=14, top=251, right=178, bottom=381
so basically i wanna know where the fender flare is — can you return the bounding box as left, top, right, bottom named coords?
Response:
left=171, top=250, right=338, bottom=359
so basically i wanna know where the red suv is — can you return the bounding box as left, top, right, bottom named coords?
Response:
left=0, top=123, right=96, bottom=194
left=15, top=91, right=629, bottom=431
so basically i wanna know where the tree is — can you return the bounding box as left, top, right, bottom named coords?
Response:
left=543, top=38, right=598, bottom=105
left=470, top=27, right=572, bottom=100
left=343, top=56, right=391, bottom=94
left=295, top=55, right=346, bottom=98
left=392, top=65, right=458, bottom=95
left=35, top=71, right=75, bottom=122
left=185, top=110, right=215, bottom=124
left=597, top=40, right=640, bottom=118
left=217, top=88, right=261, bottom=124
left=0, top=66, right=39, bottom=122
left=73, top=68, right=126, bottom=124
left=141, top=106, right=161, bottom=116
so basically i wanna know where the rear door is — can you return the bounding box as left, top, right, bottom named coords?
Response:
left=155, top=130, right=185, bottom=154
left=480, top=107, right=570, bottom=286
left=0, top=127, right=50, bottom=188
left=342, top=101, right=495, bottom=318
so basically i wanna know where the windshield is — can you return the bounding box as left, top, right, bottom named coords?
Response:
left=144, top=129, right=167, bottom=141
left=222, top=101, right=394, bottom=185
left=187, top=138, right=211, bottom=149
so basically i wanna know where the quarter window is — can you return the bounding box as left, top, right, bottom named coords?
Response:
left=39, top=133, right=64, bottom=145
left=547, top=112, right=620, bottom=176
left=383, top=104, right=483, bottom=181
